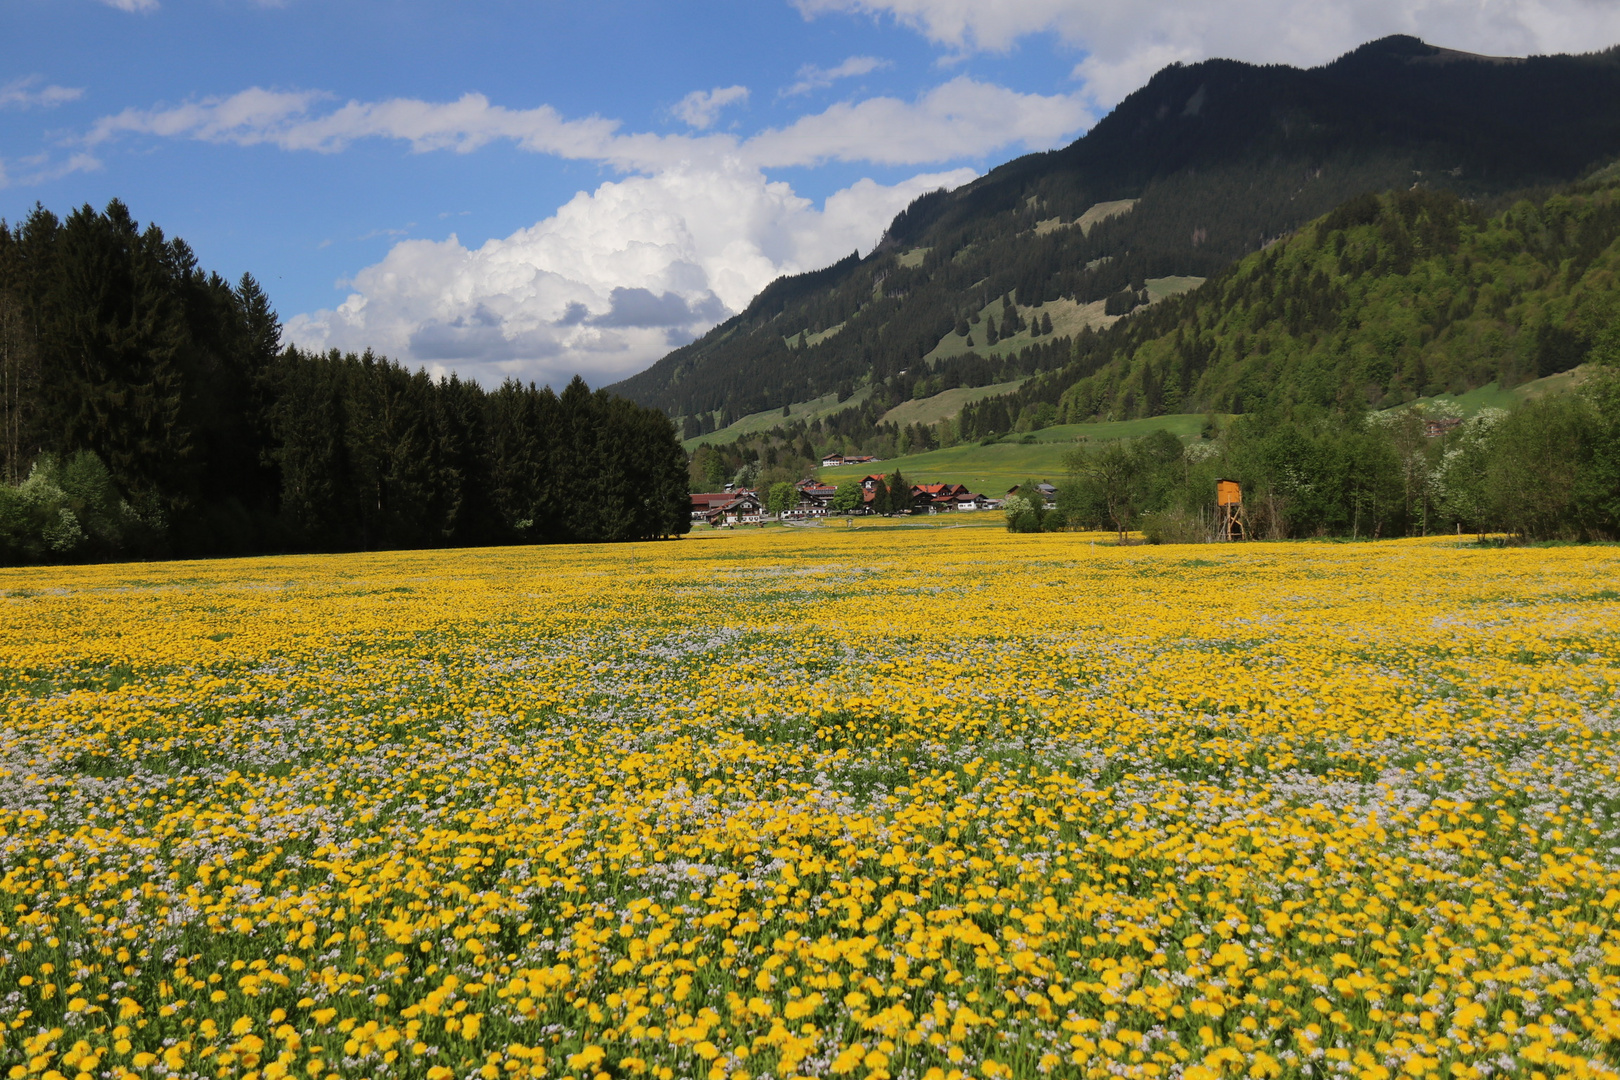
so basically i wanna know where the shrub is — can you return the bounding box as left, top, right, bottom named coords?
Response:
left=0, top=451, right=133, bottom=565
left=1142, top=508, right=1211, bottom=544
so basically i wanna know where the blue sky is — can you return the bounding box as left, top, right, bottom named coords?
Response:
left=5, top=0, right=1619, bottom=390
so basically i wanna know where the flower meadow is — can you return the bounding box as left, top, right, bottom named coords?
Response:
left=1, top=530, right=1619, bottom=1080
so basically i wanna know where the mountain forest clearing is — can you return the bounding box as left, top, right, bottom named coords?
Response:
left=682, top=383, right=1028, bottom=456
left=3, top=531, right=1618, bottom=1080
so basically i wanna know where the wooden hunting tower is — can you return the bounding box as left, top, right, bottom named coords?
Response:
left=1215, top=478, right=1245, bottom=541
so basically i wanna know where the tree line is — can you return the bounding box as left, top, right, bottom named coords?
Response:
left=0, top=201, right=689, bottom=565
left=1026, top=353, right=1620, bottom=542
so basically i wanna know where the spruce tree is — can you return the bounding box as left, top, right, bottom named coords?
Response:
left=887, top=470, right=909, bottom=514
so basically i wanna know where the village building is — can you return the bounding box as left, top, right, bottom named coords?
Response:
left=698, top=473, right=997, bottom=524
left=690, top=492, right=733, bottom=520
left=691, top=491, right=765, bottom=526
left=909, top=482, right=994, bottom=513
left=790, top=479, right=838, bottom=517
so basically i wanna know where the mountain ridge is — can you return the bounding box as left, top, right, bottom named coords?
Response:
left=608, top=35, right=1620, bottom=425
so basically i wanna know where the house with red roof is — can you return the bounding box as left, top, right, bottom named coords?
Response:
left=691, top=491, right=765, bottom=525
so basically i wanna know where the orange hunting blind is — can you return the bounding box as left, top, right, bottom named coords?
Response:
left=1215, top=478, right=1245, bottom=541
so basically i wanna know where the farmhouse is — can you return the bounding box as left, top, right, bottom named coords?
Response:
left=790, top=479, right=838, bottom=517
left=711, top=494, right=766, bottom=526
left=691, top=491, right=766, bottom=525
left=690, top=492, right=734, bottom=520
left=912, top=482, right=983, bottom=513
left=821, top=453, right=879, bottom=468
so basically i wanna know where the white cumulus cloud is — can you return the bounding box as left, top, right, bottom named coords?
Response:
left=284, top=164, right=975, bottom=390
left=97, top=0, right=159, bottom=11
left=796, top=0, right=1620, bottom=104
left=89, top=78, right=1086, bottom=388
left=672, top=85, right=750, bottom=129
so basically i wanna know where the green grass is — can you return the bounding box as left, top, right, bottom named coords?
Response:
left=923, top=277, right=1204, bottom=366
left=1384, top=365, right=1593, bottom=419
left=880, top=379, right=1029, bottom=428
left=781, top=321, right=847, bottom=349
left=683, top=387, right=874, bottom=450
left=1035, top=199, right=1139, bottom=237
left=818, top=414, right=1210, bottom=493
left=682, top=360, right=1212, bottom=455
left=1145, top=276, right=1206, bottom=301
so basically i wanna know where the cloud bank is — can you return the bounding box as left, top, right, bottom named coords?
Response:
left=84, top=77, right=1083, bottom=387
left=284, top=164, right=976, bottom=390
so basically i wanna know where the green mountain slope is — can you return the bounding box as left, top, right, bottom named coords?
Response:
left=963, top=177, right=1620, bottom=431
left=610, top=35, right=1620, bottom=428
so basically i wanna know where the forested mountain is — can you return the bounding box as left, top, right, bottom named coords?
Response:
left=610, top=35, right=1620, bottom=425
left=955, top=176, right=1620, bottom=433
left=0, top=202, right=689, bottom=564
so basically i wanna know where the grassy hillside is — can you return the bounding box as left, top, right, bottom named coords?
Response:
left=687, top=378, right=1031, bottom=452
left=879, top=379, right=1029, bottom=428
left=613, top=36, right=1620, bottom=425
left=953, top=178, right=1620, bottom=434
left=818, top=414, right=1208, bottom=494
left=1385, top=364, right=1595, bottom=416
left=682, top=388, right=873, bottom=451
left=921, top=276, right=1204, bottom=366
